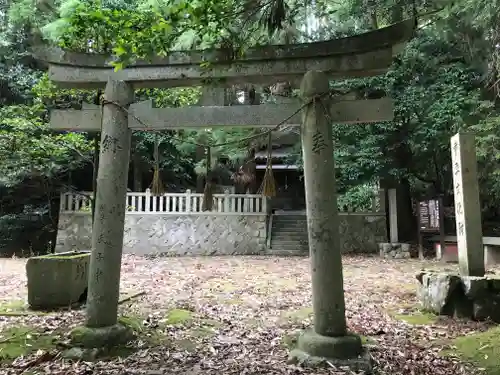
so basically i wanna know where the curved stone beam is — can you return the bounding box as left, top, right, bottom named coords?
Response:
left=32, top=20, right=415, bottom=89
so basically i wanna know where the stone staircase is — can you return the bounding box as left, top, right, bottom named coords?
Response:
left=267, top=214, right=309, bottom=256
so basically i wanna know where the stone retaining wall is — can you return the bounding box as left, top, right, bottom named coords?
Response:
left=56, top=213, right=267, bottom=256
left=339, top=214, right=387, bottom=253
left=56, top=212, right=387, bottom=256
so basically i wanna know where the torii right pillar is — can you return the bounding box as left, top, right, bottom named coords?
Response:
left=289, top=70, right=371, bottom=371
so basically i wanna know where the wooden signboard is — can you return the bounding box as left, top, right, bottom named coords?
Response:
left=417, top=197, right=446, bottom=260
left=419, top=199, right=441, bottom=232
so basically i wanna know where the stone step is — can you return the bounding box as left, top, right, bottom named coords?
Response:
left=272, top=219, right=307, bottom=224
left=271, top=213, right=309, bottom=253
left=272, top=223, right=308, bottom=230
left=272, top=220, right=307, bottom=225
left=265, top=249, right=308, bottom=256
left=271, top=237, right=308, bottom=244
left=272, top=223, right=307, bottom=228
left=272, top=234, right=309, bottom=241
left=272, top=234, right=308, bottom=239
left=271, top=242, right=309, bottom=250
left=272, top=215, right=307, bottom=221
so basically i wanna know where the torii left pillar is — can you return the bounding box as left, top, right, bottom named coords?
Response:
left=289, top=71, right=371, bottom=372
left=74, top=79, right=134, bottom=347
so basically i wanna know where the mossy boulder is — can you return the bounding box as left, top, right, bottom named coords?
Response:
left=417, top=271, right=500, bottom=322
left=26, top=251, right=90, bottom=310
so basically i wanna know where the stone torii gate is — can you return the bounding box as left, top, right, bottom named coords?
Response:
left=35, top=19, right=414, bottom=369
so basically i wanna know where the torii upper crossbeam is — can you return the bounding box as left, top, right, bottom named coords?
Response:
left=32, top=20, right=414, bottom=89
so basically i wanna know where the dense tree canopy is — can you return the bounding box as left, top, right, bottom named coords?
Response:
left=1, top=0, right=500, bottom=253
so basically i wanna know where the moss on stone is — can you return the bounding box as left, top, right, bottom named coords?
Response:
left=27, top=252, right=90, bottom=310
left=393, top=310, right=437, bottom=325
left=164, top=309, right=194, bottom=325
left=360, top=335, right=376, bottom=345
left=32, top=252, right=90, bottom=260
left=283, top=331, right=300, bottom=349
left=0, top=299, right=26, bottom=311
left=283, top=331, right=375, bottom=351
left=283, top=307, right=314, bottom=321
left=0, top=299, right=49, bottom=317
left=70, top=323, right=134, bottom=349
left=0, top=326, right=57, bottom=363
left=118, top=315, right=145, bottom=332
left=443, top=326, right=500, bottom=375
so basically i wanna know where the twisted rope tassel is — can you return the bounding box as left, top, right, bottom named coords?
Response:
left=257, top=132, right=276, bottom=197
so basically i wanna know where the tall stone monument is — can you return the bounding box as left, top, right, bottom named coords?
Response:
left=450, top=132, right=484, bottom=277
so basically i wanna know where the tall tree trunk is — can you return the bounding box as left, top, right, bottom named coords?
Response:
left=391, top=0, right=404, bottom=23
left=396, top=178, right=417, bottom=242
left=379, top=3, right=416, bottom=243
left=367, top=0, right=378, bottom=30
left=132, top=142, right=142, bottom=192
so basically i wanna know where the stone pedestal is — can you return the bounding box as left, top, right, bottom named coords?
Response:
left=26, top=251, right=90, bottom=310
left=289, top=70, right=370, bottom=371
left=379, top=243, right=411, bottom=259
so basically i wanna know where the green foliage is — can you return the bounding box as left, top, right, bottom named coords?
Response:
left=32, top=74, right=96, bottom=105
left=2, top=0, right=500, bottom=240
left=39, top=0, right=246, bottom=67
left=0, top=326, right=57, bottom=363
left=337, top=184, right=378, bottom=212
left=325, top=28, right=496, bottom=202
left=0, top=104, right=92, bottom=187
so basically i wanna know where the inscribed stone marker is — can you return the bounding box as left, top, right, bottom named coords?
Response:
left=450, top=132, right=484, bottom=277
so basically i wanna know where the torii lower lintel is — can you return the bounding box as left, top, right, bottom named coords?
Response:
left=49, top=98, right=394, bottom=131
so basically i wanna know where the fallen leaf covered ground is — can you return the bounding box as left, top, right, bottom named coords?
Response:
left=0, top=255, right=497, bottom=374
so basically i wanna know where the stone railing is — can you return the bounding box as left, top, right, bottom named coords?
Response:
left=60, top=188, right=387, bottom=216
left=60, top=189, right=268, bottom=215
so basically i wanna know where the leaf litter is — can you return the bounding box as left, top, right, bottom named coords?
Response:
left=0, top=255, right=496, bottom=374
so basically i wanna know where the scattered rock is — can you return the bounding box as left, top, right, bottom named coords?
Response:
left=417, top=273, right=462, bottom=315
left=379, top=243, right=412, bottom=259
left=61, top=347, right=100, bottom=361
left=417, top=271, right=500, bottom=322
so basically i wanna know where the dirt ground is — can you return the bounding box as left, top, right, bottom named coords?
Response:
left=0, top=255, right=495, bottom=374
